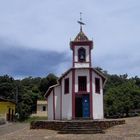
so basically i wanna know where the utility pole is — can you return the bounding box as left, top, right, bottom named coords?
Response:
left=15, top=85, right=20, bottom=120
left=16, top=86, right=18, bottom=105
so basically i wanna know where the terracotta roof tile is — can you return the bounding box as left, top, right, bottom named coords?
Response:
left=74, top=30, right=89, bottom=41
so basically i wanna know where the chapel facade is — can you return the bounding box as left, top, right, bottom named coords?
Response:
left=45, top=27, right=106, bottom=120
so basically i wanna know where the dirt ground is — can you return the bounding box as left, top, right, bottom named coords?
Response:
left=0, top=117, right=140, bottom=140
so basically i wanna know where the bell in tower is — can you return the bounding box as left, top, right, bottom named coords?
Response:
left=78, top=47, right=86, bottom=62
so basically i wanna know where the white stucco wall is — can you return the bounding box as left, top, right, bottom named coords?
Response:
left=75, top=63, right=90, bottom=68
left=74, top=46, right=90, bottom=68
left=47, top=91, right=54, bottom=120
left=47, top=68, right=104, bottom=120
left=54, top=86, right=61, bottom=120
left=92, top=71, right=104, bottom=119
left=62, top=71, right=72, bottom=120
left=75, top=69, right=90, bottom=93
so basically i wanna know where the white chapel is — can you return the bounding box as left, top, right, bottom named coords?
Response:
left=45, top=23, right=107, bottom=120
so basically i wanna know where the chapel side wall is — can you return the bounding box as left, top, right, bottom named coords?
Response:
left=48, top=91, right=54, bottom=120
left=62, top=71, right=72, bottom=120
left=75, top=69, right=90, bottom=92
left=54, top=86, right=61, bottom=120
left=92, top=71, right=104, bottom=119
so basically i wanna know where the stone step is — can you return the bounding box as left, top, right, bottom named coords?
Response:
left=58, top=129, right=104, bottom=134
left=64, top=126, right=99, bottom=129
left=64, top=125, right=96, bottom=127
left=64, top=123, right=98, bottom=127
left=59, top=125, right=104, bottom=134
left=63, top=125, right=100, bottom=128
left=63, top=126, right=100, bottom=129
left=61, top=128, right=102, bottom=131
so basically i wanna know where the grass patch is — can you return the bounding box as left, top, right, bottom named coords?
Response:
left=25, top=116, right=48, bottom=123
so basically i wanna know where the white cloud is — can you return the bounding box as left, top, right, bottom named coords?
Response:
left=0, top=0, right=140, bottom=77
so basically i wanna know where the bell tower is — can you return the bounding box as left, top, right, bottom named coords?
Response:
left=70, top=13, right=93, bottom=68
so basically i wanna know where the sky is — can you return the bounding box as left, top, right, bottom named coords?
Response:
left=0, top=0, right=140, bottom=78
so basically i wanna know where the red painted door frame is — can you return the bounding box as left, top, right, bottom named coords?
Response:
left=72, top=68, right=93, bottom=119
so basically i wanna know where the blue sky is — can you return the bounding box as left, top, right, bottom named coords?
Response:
left=0, top=0, right=140, bottom=78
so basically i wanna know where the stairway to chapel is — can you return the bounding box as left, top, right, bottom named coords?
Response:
left=58, top=121, right=104, bottom=134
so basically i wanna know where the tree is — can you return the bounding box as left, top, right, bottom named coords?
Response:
left=104, top=74, right=140, bottom=117
left=0, top=75, right=15, bottom=100
left=39, top=73, right=58, bottom=96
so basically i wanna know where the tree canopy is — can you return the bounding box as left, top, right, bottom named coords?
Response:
left=0, top=69, right=140, bottom=120
left=0, top=74, right=57, bottom=120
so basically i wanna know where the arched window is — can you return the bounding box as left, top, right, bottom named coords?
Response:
left=78, top=47, right=86, bottom=62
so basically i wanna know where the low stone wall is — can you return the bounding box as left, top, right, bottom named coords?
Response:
left=30, top=119, right=125, bottom=130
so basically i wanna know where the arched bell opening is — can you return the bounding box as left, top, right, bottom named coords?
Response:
left=78, top=47, right=86, bottom=62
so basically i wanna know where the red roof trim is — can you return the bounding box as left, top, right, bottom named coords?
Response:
left=70, top=41, right=93, bottom=50
left=44, top=84, right=59, bottom=99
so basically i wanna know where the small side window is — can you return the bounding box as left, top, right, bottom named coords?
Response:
left=95, top=78, right=100, bottom=94
left=43, top=106, right=46, bottom=111
left=64, top=78, right=69, bottom=94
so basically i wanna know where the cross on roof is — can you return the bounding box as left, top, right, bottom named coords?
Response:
left=77, top=12, right=85, bottom=31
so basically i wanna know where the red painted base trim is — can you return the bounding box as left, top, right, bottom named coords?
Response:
left=73, top=48, right=75, bottom=67
left=72, top=68, right=93, bottom=120
left=53, top=89, right=55, bottom=120
left=60, top=83, right=62, bottom=120
left=89, top=46, right=92, bottom=67
left=89, top=68, right=93, bottom=119
left=70, top=41, right=93, bottom=50
left=72, top=69, right=75, bottom=119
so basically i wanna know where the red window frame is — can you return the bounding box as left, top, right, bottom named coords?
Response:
left=64, top=78, right=69, bottom=94
left=95, top=78, right=100, bottom=94
left=78, top=76, right=87, bottom=92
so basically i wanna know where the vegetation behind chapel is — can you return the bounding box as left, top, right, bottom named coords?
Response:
left=0, top=68, right=140, bottom=120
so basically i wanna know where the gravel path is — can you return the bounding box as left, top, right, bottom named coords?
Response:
left=0, top=117, right=140, bottom=140
left=0, top=123, right=28, bottom=138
